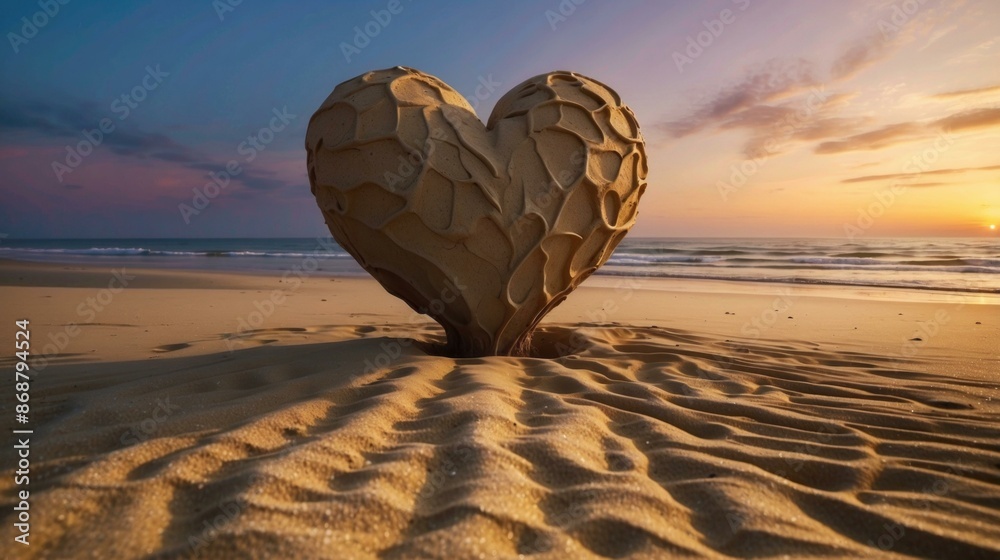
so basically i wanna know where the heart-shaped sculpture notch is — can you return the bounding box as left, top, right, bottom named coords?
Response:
left=306, top=67, right=647, bottom=357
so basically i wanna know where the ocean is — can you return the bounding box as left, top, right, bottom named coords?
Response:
left=1, top=237, right=997, bottom=295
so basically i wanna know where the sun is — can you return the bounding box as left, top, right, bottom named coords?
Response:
left=992, top=224, right=997, bottom=231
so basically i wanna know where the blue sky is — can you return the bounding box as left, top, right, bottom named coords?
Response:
left=1, top=0, right=998, bottom=238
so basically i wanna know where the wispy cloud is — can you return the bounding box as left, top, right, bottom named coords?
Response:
left=0, top=96, right=296, bottom=192
left=934, top=107, right=1000, bottom=131
left=659, top=59, right=818, bottom=138
left=930, top=83, right=1000, bottom=98
left=816, top=107, right=1000, bottom=154
left=657, top=0, right=975, bottom=162
left=946, top=37, right=997, bottom=66
left=815, top=122, right=927, bottom=154
left=830, top=32, right=897, bottom=81
left=841, top=164, right=1000, bottom=183
left=657, top=34, right=899, bottom=152
left=0, top=98, right=197, bottom=162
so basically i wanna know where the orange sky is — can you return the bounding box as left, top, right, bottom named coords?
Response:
left=0, top=0, right=997, bottom=239
left=619, top=1, right=1000, bottom=238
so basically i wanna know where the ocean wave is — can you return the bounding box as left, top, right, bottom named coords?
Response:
left=900, top=258, right=1000, bottom=267
left=831, top=252, right=894, bottom=258
left=3, top=238, right=996, bottom=293
left=0, top=247, right=353, bottom=259
left=604, top=259, right=997, bottom=275
left=615, top=247, right=749, bottom=256
left=594, top=268, right=1000, bottom=294
left=607, top=255, right=723, bottom=264
left=789, top=257, right=895, bottom=266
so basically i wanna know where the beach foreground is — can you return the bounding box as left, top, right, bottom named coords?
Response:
left=1, top=260, right=998, bottom=558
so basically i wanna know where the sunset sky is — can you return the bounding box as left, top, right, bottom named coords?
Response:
left=1, top=0, right=997, bottom=238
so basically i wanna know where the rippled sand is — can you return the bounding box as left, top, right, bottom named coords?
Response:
left=1, top=263, right=998, bottom=558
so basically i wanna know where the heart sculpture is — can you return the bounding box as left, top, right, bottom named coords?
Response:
left=306, top=67, right=647, bottom=357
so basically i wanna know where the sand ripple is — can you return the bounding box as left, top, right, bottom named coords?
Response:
left=3, top=324, right=999, bottom=559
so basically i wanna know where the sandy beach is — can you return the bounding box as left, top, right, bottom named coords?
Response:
left=1, top=259, right=998, bottom=558
left=5, top=0, right=1000, bottom=557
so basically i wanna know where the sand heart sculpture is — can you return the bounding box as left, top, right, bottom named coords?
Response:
left=306, top=67, right=647, bottom=357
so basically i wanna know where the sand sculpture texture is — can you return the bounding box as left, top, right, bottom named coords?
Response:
left=306, top=67, right=647, bottom=357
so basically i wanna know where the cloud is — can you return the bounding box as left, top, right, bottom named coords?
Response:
left=930, top=83, right=1000, bottom=98
left=657, top=0, right=971, bottom=163
left=0, top=99, right=100, bottom=136
left=0, top=97, right=199, bottom=162
left=816, top=106, right=1000, bottom=154
left=841, top=164, right=1000, bottom=183
left=946, top=38, right=997, bottom=66
left=847, top=161, right=882, bottom=169
left=815, top=122, right=927, bottom=154
left=738, top=116, right=866, bottom=159
left=826, top=0, right=956, bottom=82
left=656, top=14, right=904, bottom=144
left=656, top=23, right=920, bottom=154
left=659, top=67, right=872, bottom=159
left=716, top=103, right=869, bottom=155
left=919, top=23, right=959, bottom=51
left=830, top=32, right=897, bottom=81
left=930, top=85, right=1000, bottom=99
left=187, top=162, right=226, bottom=172
left=659, top=59, right=818, bottom=137
left=241, top=175, right=288, bottom=190
left=790, top=116, right=872, bottom=141
left=934, top=107, right=1000, bottom=131
left=716, top=104, right=796, bottom=131
left=0, top=96, right=297, bottom=192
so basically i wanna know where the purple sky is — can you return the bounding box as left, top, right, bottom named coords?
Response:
left=1, top=0, right=998, bottom=238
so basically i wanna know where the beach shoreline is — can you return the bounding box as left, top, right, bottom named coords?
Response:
left=1, top=257, right=996, bottom=371
left=1, top=258, right=998, bottom=558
